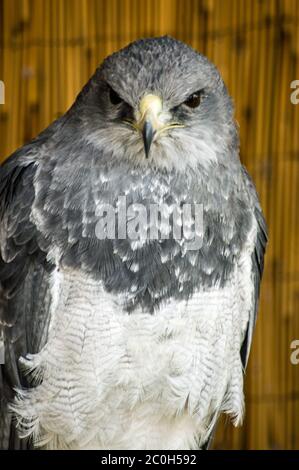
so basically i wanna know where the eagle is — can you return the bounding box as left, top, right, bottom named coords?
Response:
left=0, top=36, right=267, bottom=450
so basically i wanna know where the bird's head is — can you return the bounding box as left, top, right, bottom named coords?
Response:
left=75, top=36, right=239, bottom=171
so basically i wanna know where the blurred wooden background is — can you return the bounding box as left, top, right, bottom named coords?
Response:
left=0, top=0, right=299, bottom=449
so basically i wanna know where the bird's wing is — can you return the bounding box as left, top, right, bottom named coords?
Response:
left=203, top=168, right=267, bottom=449
left=240, top=166, right=267, bottom=369
left=0, top=151, right=53, bottom=449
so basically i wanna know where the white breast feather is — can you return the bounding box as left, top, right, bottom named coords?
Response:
left=11, top=219, right=258, bottom=450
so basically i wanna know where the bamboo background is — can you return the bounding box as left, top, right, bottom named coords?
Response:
left=0, top=0, right=299, bottom=450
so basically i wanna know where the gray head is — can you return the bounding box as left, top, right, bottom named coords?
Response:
left=73, top=36, right=239, bottom=171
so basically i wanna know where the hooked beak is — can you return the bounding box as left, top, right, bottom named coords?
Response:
left=124, top=94, right=184, bottom=158
left=138, top=94, right=163, bottom=158
left=142, top=120, right=155, bottom=158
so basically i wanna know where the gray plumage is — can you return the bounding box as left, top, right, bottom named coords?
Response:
left=0, top=37, right=267, bottom=449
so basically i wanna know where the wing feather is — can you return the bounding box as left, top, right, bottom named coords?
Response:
left=240, top=167, right=267, bottom=369
left=0, top=150, right=53, bottom=449
left=203, top=167, right=267, bottom=449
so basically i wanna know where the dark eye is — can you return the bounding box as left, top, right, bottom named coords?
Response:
left=184, top=90, right=202, bottom=108
left=109, top=86, right=123, bottom=105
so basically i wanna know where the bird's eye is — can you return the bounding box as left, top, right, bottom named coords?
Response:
left=184, top=90, right=202, bottom=108
left=109, top=86, right=123, bottom=105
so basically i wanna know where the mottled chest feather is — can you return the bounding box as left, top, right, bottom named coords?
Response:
left=32, top=149, right=252, bottom=311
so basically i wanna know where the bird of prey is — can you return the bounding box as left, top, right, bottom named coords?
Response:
left=0, top=36, right=267, bottom=450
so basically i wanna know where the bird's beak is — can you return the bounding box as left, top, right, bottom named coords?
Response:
left=138, top=94, right=163, bottom=158
left=124, top=94, right=184, bottom=158
left=142, top=120, right=154, bottom=159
